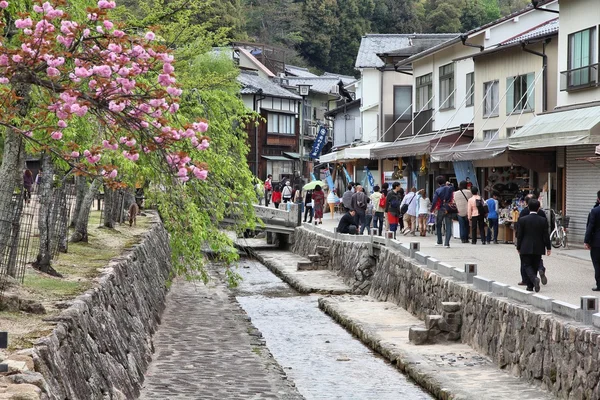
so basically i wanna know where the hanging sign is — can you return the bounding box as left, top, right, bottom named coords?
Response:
left=310, top=126, right=328, bottom=158
left=365, top=167, right=375, bottom=193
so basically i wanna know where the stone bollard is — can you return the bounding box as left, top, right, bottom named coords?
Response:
left=370, top=228, right=377, bottom=236
left=464, top=263, right=477, bottom=283
left=385, top=231, right=394, bottom=239
left=581, top=296, right=599, bottom=325
left=409, top=242, right=420, bottom=258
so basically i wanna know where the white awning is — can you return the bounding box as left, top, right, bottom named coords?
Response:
left=371, top=127, right=467, bottom=159
left=318, top=142, right=385, bottom=162
left=431, top=139, right=509, bottom=162
left=509, top=106, right=600, bottom=150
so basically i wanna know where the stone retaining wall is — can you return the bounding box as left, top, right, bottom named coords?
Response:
left=25, top=213, right=171, bottom=400
left=291, top=228, right=374, bottom=294
left=298, top=228, right=600, bottom=399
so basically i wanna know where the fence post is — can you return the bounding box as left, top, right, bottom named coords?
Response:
left=0, top=331, right=7, bottom=372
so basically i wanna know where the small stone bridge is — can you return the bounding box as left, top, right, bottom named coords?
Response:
left=223, top=204, right=300, bottom=236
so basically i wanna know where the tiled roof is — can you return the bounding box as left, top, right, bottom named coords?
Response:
left=285, top=65, right=318, bottom=78
left=355, top=34, right=459, bottom=68
left=322, top=72, right=357, bottom=85
left=237, top=71, right=301, bottom=100
left=284, top=76, right=357, bottom=95
left=502, top=18, right=559, bottom=45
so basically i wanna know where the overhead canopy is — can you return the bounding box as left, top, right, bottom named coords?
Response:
left=283, top=152, right=300, bottom=159
left=318, top=142, right=385, bottom=162
left=371, top=127, right=469, bottom=159
left=261, top=155, right=292, bottom=161
left=431, top=139, right=509, bottom=162
left=509, top=106, right=600, bottom=150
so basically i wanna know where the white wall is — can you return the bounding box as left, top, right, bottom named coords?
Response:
left=556, top=0, right=600, bottom=107
left=360, top=69, right=381, bottom=143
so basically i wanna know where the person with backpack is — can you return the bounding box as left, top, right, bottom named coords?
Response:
left=264, top=174, right=273, bottom=207
left=281, top=181, right=293, bottom=203
left=431, top=175, right=455, bottom=247
left=486, top=191, right=500, bottom=244
left=385, top=182, right=402, bottom=237
left=351, top=185, right=368, bottom=231
left=370, top=185, right=385, bottom=236
left=467, top=186, right=487, bottom=245
left=342, top=183, right=354, bottom=212
left=454, top=180, right=473, bottom=243
left=271, top=186, right=282, bottom=209
left=401, top=187, right=418, bottom=236
left=417, top=189, right=431, bottom=236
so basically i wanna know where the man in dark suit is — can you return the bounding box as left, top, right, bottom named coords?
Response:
left=517, top=199, right=551, bottom=292
left=584, top=190, right=600, bottom=291
left=517, top=193, right=549, bottom=286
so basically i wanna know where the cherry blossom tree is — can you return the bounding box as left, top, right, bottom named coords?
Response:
left=0, top=0, right=211, bottom=272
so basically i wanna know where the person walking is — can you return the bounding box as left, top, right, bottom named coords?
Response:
left=34, top=169, right=43, bottom=193
left=311, top=185, right=325, bottom=225
left=370, top=185, right=385, bottom=236
left=517, top=194, right=548, bottom=286
left=486, top=191, right=500, bottom=244
left=23, top=169, right=34, bottom=204
left=467, top=187, right=487, bottom=245
left=454, top=180, right=472, bottom=243
left=272, top=186, right=282, bottom=209
left=385, top=182, right=402, bottom=237
left=363, top=198, right=373, bottom=235
left=431, top=175, right=454, bottom=247
left=264, top=174, right=273, bottom=207
left=585, top=190, right=600, bottom=291
left=327, top=189, right=338, bottom=219
left=401, top=187, right=418, bottom=236
left=517, top=199, right=551, bottom=292
left=342, top=184, right=354, bottom=212
left=351, top=185, right=368, bottom=232
left=417, top=189, right=430, bottom=237
left=337, top=209, right=358, bottom=234
left=303, top=190, right=313, bottom=223
left=282, top=181, right=293, bottom=203
left=397, top=187, right=405, bottom=232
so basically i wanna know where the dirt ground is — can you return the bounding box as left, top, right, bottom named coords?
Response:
left=0, top=210, right=151, bottom=354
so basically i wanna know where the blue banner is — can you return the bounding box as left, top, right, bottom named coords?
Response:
left=343, top=167, right=352, bottom=184
left=310, top=173, right=317, bottom=181
left=325, top=170, right=335, bottom=192
left=309, top=126, right=328, bottom=158
left=365, top=167, right=375, bottom=194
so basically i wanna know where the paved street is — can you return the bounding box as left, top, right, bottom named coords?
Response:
left=314, top=213, right=596, bottom=306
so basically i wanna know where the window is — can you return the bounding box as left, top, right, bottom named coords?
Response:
left=568, top=27, right=596, bottom=87
left=416, top=73, right=432, bottom=111
left=483, top=130, right=498, bottom=141
left=439, top=63, right=455, bottom=109
left=507, top=73, right=535, bottom=114
left=466, top=72, right=474, bottom=107
left=483, top=80, right=499, bottom=117
left=267, top=160, right=293, bottom=180
left=506, top=127, right=521, bottom=137
left=267, top=113, right=295, bottom=135
left=394, top=86, right=412, bottom=121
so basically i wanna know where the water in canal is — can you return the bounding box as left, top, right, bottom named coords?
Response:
left=234, top=258, right=433, bottom=400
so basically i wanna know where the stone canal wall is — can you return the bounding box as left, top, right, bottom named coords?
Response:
left=292, top=227, right=375, bottom=294
left=31, top=213, right=172, bottom=400
left=296, top=227, right=600, bottom=399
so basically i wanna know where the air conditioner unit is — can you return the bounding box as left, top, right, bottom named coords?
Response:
left=330, top=85, right=340, bottom=95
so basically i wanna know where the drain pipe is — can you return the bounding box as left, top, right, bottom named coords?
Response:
left=253, top=89, right=266, bottom=176
left=531, top=0, right=559, bottom=14
left=521, top=39, right=549, bottom=112
left=460, top=35, right=484, bottom=52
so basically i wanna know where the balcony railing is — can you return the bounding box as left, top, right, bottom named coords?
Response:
left=413, top=109, right=433, bottom=136
left=560, top=63, right=599, bottom=91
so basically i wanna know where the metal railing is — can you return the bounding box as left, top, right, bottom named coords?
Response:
left=560, top=63, right=599, bottom=91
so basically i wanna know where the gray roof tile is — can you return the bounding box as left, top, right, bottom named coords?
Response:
left=237, top=71, right=301, bottom=100
left=284, top=76, right=357, bottom=95
left=502, top=18, right=559, bottom=45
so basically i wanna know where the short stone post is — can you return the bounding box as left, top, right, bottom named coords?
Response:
left=385, top=231, right=394, bottom=239
left=464, top=263, right=477, bottom=283
left=409, top=242, right=420, bottom=258
left=581, top=296, right=599, bottom=325
left=370, top=228, right=377, bottom=236
left=0, top=331, right=7, bottom=372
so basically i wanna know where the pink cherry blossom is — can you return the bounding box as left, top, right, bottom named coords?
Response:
left=71, top=151, right=80, bottom=158
left=51, top=131, right=63, bottom=140
left=0, top=77, right=8, bottom=84
left=113, top=29, right=124, bottom=38
left=163, top=63, right=174, bottom=74
left=145, top=32, right=155, bottom=41
left=83, top=150, right=91, bottom=157
left=15, top=18, right=33, bottom=29
left=192, top=168, right=208, bottom=180
left=12, top=55, right=22, bottom=63
left=97, top=0, right=116, bottom=9
left=46, top=67, right=60, bottom=77
left=57, top=120, right=67, bottom=128
left=0, top=1, right=8, bottom=9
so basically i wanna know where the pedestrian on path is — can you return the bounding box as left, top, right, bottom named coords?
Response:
left=516, top=199, right=551, bottom=292
left=397, top=187, right=405, bottom=232
left=417, top=189, right=430, bottom=237
left=272, top=187, right=282, bottom=209
left=303, top=190, right=313, bottom=223
left=282, top=181, right=293, bottom=203
left=468, top=187, right=487, bottom=245
left=486, top=191, right=500, bottom=244
left=363, top=198, right=374, bottom=235
left=517, top=194, right=548, bottom=286
left=351, top=185, right=368, bottom=231
left=23, top=169, right=33, bottom=204
left=342, top=184, right=354, bottom=212
left=585, top=190, right=600, bottom=291
left=386, top=182, right=402, bottom=237
left=311, top=185, right=325, bottom=225
left=337, top=209, right=357, bottom=234
left=401, top=187, right=418, bottom=236
left=431, top=175, right=454, bottom=247
left=371, top=185, right=385, bottom=236
left=327, top=189, right=338, bottom=219
left=454, top=180, right=472, bottom=243
left=264, top=174, right=273, bottom=207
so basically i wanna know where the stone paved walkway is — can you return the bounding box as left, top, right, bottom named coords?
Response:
left=319, top=295, right=556, bottom=400
left=138, top=278, right=302, bottom=400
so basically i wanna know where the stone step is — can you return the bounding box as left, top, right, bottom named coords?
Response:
left=408, top=326, right=429, bottom=345
left=308, top=254, right=325, bottom=262
left=297, top=260, right=319, bottom=271
left=315, top=246, right=329, bottom=255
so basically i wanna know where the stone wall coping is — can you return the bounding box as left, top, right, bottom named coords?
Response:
left=552, top=300, right=583, bottom=322
left=414, top=251, right=429, bottom=265
left=437, top=262, right=456, bottom=277
left=507, top=286, right=534, bottom=304
left=473, top=276, right=495, bottom=292
left=531, top=294, right=554, bottom=313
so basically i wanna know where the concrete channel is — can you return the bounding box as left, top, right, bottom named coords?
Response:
left=233, top=258, right=433, bottom=400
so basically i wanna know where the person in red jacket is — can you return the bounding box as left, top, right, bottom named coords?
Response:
left=271, top=186, right=282, bottom=209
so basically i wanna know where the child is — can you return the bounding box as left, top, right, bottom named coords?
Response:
left=272, top=187, right=282, bottom=209
left=417, top=189, right=431, bottom=236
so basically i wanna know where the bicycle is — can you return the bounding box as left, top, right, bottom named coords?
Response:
left=550, top=210, right=569, bottom=249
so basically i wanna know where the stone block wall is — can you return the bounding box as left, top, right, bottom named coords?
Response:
left=30, top=213, right=172, bottom=400
left=297, top=229, right=600, bottom=399
left=292, top=228, right=374, bottom=294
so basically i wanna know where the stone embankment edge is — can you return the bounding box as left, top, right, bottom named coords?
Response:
left=20, top=211, right=172, bottom=400
left=318, top=298, right=456, bottom=400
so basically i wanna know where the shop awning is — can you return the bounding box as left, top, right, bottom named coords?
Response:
left=318, top=142, right=385, bottom=162
left=431, top=139, right=509, bottom=162
left=261, top=155, right=292, bottom=161
left=283, top=152, right=300, bottom=159
left=371, top=127, right=468, bottom=159
left=509, top=105, right=600, bottom=150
